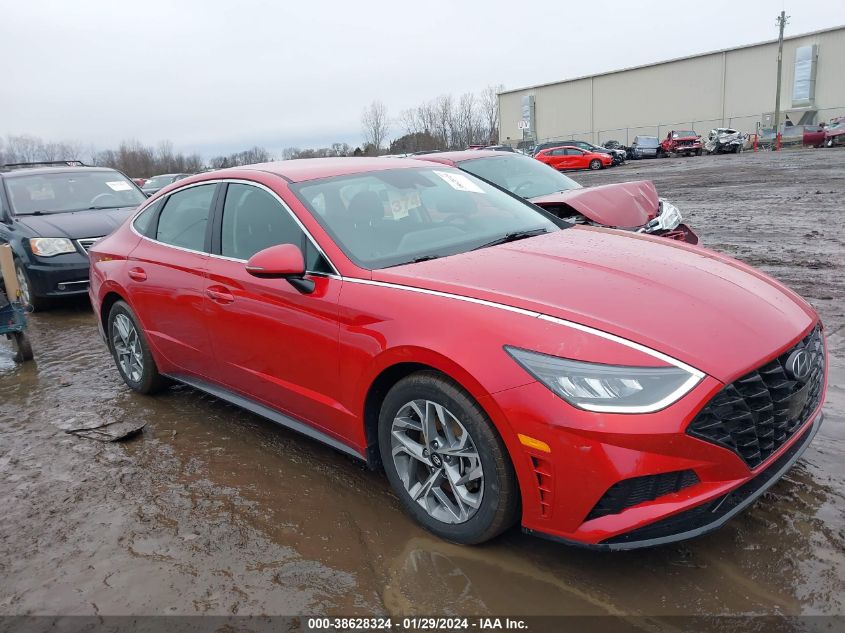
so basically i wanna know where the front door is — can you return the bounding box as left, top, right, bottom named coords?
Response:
left=202, top=182, right=347, bottom=438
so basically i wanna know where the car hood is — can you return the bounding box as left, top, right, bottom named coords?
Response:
left=373, top=227, right=816, bottom=382
left=14, top=206, right=138, bottom=239
left=530, top=181, right=659, bottom=228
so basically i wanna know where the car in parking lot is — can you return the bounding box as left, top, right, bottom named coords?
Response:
left=550, top=140, right=625, bottom=165
left=660, top=130, right=702, bottom=156
left=0, top=161, right=147, bottom=309
left=535, top=146, right=613, bottom=171
left=824, top=118, right=845, bottom=147
left=90, top=157, right=826, bottom=549
left=141, top=173, right=192, bottom=196
left=416, top=150, right=697, bottom=243
left=629, top=136, right=661, bottom=159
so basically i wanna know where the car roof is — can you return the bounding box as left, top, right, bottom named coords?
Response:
left=0, top=166, right=117, bottom=178
left=147, top=173, right=189, bottom=178
left=412, top=149, right=512, bottom=165
left=206, top=157, right=446, bottom=184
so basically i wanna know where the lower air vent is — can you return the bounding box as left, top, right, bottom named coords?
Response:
left=585, top=470, right=700, bottom=521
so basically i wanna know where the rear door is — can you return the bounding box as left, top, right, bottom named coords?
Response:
left=127, top=182, right=219, bottom=377
left=202, top=181, right=347, bottom=437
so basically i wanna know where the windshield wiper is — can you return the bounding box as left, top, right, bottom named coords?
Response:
left=473, top=228, right=549, bottom=251
left=385, top=254, right=441, bottom=268
left=83, top=205, right=130, bottom=211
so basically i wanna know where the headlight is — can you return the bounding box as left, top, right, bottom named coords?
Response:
left=506, top=347, right=702, bottom=413
left=29, top=237, right=77, bottom=257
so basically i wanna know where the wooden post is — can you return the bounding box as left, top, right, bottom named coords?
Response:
left=0, top=244, right=22, bottom=300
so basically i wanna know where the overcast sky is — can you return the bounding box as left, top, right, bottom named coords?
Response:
left=1, top=0, right=841, bottom=158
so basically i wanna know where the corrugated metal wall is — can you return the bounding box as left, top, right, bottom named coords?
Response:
left=499, top=27, right=845, bottom=146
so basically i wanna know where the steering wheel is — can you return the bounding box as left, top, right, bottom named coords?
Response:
left=90, top=192, right=120, bottom=207
left=513, top=181, right=537, bottom=196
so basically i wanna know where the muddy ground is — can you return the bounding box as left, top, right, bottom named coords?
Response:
left=1, top=149, right=843, bottom=622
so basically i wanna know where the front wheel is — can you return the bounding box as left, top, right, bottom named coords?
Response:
left=378, top=371, right=519, bottom=544
left=588, top=159, right=602, bottom=170
left=107, top=300, right=168, bottom=394
left=14, top=260, right=48, bottom=311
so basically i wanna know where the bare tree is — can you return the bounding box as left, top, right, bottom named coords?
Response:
left=480, top=84, right=504, bottom=144
left=361, top=100, right=389, bottom=153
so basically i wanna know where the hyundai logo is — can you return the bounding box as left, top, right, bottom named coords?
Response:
left=786, top=349, right=812, bottom=382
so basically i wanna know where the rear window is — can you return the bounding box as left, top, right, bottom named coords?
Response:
left=155, top=184, right=216, bottom=251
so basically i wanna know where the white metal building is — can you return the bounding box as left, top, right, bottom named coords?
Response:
left=499, top=25, right=845, bottom=147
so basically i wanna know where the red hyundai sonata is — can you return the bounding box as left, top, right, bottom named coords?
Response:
left=89, top=158, right=827, bottom=549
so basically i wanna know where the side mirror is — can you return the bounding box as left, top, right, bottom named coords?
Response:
left=245, top=243, right=314, bottom=294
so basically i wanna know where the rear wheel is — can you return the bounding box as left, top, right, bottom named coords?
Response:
left=107, top=300, right=168, bottom=394
left=378, top=371, right=519, bottom=544
left=589, top=159, right=602, bottom=170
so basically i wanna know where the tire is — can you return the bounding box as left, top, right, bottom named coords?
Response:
left=12, top=331, right=33, bottom=362
left=378, top=371, right=519, bottom=544
left=107, top=300, right=168, bottom=394
left=588, top=159, right=602, bottom=170
left=696, top=149, right=702, bottom=156
left=14, top=260, right=49, bottom=312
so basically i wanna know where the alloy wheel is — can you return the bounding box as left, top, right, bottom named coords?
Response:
left=390, top=399, right=484, bottom=524
left=112, top=313, right=144, bottom=383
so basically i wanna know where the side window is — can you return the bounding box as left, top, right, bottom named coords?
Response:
left=156, top=184, right=216, bottom=251
left=220, top=183, right=331, bottom=273
left=132, top=199, right=162, bottom=236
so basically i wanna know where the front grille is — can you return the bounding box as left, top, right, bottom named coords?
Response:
left=687, top=326, right=825, bottom=468
left=77, top=237, right=101, bottom=253
left=585, top=470, right=699, bottom=521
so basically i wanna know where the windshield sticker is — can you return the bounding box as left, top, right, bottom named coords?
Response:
left=387, top=190, right=421, bottom=219
left=106, top=181, right=132, bottom=192
left=433, top=171, right=484, bottom=194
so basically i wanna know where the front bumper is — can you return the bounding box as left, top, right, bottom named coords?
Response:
left=526, top=413, right=822, bottom=550
left=25, top=254, right=91, bottom=298
left=492, top=340, right=826, bottom=549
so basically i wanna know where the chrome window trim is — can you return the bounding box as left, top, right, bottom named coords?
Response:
left=129, top=178, right=339, bottom=276
left=340, top=277, right=705, bottom=379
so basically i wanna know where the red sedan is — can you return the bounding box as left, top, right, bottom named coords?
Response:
left=89, top=158, right=826, bottom=549
left=535, top=145, right=613, bottom=171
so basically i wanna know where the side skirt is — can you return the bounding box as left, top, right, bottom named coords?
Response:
left=166, top=374, right=366, bottom=461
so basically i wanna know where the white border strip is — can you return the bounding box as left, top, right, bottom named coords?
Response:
left=343, top=277, right=705, bottom=378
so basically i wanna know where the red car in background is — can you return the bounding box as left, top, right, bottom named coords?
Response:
left=824, top=118, right=845, bottom=147
left=418, top=150, right=698, bottom=244
left=132, top=178, right=146, bottom=187
left=89, top=158, right=826, bottom=549
left=660, top=130, right=702, bottom=156
left=535, top=146, right=613, bottom=171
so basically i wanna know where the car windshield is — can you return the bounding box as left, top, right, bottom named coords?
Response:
left=458, top=154, right=581, bottom=199
left=672, top=131, right=696, bottom=138
left=292, top=167, right=561, bottom=269
left=636, top=137, right=660, bottom=147
left=6, top=170, right=146, bottom=215
left=143, top=175, right=177, bottom=188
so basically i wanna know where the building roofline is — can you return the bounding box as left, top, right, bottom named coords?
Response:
left=498, top=24, right=845, bottom=96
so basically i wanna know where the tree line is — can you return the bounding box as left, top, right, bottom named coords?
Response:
left=362, top=84, right=503, bottom=154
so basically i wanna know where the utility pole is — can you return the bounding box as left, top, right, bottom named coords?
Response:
left=773, top=11, right=789, bottom=149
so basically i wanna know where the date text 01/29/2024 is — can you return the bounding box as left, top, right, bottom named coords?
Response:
left=306, top=617, right=529, bottom=630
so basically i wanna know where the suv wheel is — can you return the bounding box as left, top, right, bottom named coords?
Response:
left=14, top=260, right=48, bottom=311
left=378, top=371, right=519, bottom=544
left=107, top=300, right=168, bottom=394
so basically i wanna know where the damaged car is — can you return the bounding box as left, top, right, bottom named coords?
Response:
left=824, top=118, right=845, bottom=147
left=660, top=130, right=702, bottom=157
left=704, top=128, right=747, bottom=154
left=417, top=151, right=698, bottom=244
left=629, top=136, right=661, bottom=159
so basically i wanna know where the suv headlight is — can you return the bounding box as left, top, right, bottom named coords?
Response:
left=506, top=347, right=702, bottom=413
left=29, top=237, right=77, bottom=257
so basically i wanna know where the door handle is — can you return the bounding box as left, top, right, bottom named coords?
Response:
left=206, top=286, right=235, bottom=304
left=128, top=267, right=147, bottom=281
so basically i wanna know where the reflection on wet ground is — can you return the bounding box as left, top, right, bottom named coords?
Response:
left=1, top=152, right=844, bottom=618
